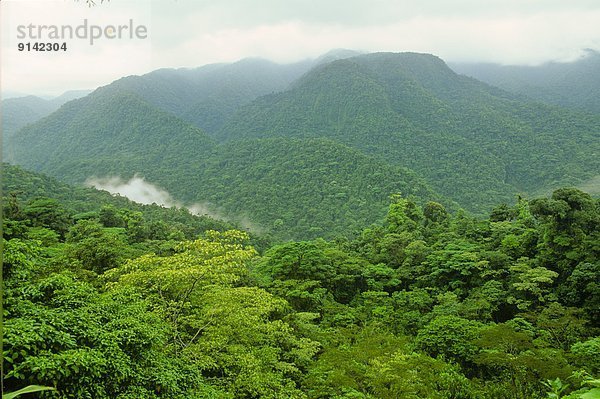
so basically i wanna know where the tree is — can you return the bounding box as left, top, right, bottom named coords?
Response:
left=508, top=258, right=558, bottom=310
left=98, top=205, right=126, bottom=228
left=474, top=322, right=572, bottom=397
left=366, top=351, right=473, bottom=399
left=256, top=240, right=369, bottom=305
left=105, top=230, right=319, bottom=397
left=22, top=198, right=72, bottom=238
left=386, top=194, right=423, bottom=234
left=571, top=337, right=600, bottom=374
left=3, top=270, right=200, bottom=398
left=66, top=220, right=128, bottom=273
left=415, top=315, right=483, bottom=367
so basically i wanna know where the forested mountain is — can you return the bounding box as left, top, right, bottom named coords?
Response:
left=218, top=52, right=600, bottom=213
left=7, top=51, right=600, bottom=240
left=450, top=49, right=600, bottom=114
left=4, top=57, right=311, bottom=157
left=1, top=90, right=91, bottom=146
left=3, top=162, right=599, bottom=398
left=2, top=96, right=57, bottom=143
left=10, top=107, right=449, bottom=239
left=96, top=58, right=313, bottom=134
left=10, top=89, right=215, bottom=187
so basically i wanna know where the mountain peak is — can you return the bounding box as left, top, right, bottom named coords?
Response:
left=314, top=49, right=364, bottom=65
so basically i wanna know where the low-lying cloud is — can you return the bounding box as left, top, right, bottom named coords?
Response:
left=86, top=175, right=175, bottom=207
left=85, top=175, right=262, bottom=232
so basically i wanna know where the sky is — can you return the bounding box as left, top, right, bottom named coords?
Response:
left=1, top=0, right=600, bottom=97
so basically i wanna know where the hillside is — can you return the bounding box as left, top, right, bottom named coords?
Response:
left=10, top=110, right=449, bottom=240
left=4, top=172, right=599, bottom=397
left=9, top=55, right=458, bottom=240
left=10, top=88, right=215, bottom=192
left=1, top=90, right=91, bottom=149
left=172, top=138, right=449, bottom=240
left=2, top=96, right=57, bottom=144
left=450, top=49, right=600, bottom=114
left=218, top=52, right=600, bottom=213
left=99, top=58, right=313, bottom=134
left=1, top=163, right=238, bottom=241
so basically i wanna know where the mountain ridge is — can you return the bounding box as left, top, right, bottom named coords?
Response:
left=450, top=49, right=600, bottom=113
left=217, top=52, right=600, bottom=212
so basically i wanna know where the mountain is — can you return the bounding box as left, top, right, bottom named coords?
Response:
left=3, top=57, right=311, bottom=158
left=10, top=99, right=448, bottom=239
left=218, top=52, right=600, bottom=213
left=2, top=90, right=91, bottom=157
left=97, top=58, right=313, bottom=135
left=10, top=88, right=215, bottom=191
left=50, top=89, right=93, bottom=105
left=449, top=49, right=600, bottom=114
left=2, top=96, right=58, bottom=142
left=8, top=52, right=456, bottom=240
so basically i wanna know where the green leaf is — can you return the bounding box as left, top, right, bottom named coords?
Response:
left=581, top=388, right=600, bottom=399
left=3, top=385, right=56, bottom=399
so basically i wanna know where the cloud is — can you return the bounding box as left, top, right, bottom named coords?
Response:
left=2, top=0, right=599, bottom=95
left=146, top=0, right=600, bottom=66
left=85, top=174, right=262, bottom=233
left=85, top=175, right=175, bottom=207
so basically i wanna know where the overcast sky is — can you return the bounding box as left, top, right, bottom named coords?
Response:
left=1, top=0, right=599, bottom=97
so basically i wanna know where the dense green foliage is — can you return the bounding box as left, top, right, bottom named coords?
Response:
left=3, top=164, right=598, bottom=398
left=172, top=138, right=450, bottom=240
left=1, top=163, right=255, bottom=249
left=450, top=50, right=600, bottom=114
